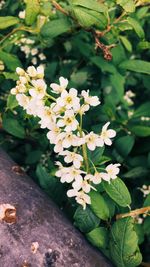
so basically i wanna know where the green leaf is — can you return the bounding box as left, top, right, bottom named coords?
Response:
left=129, top=125, right=150, bottom=137
left=6, top=95, right=18, bottom=110
left=116, top=0, right=135, bottom=13
left=71, top=0, right=107, bottom=13
left=127, top=17, right=145, bottom=38
left=91, top=56, right=117, bottom=74
left=115, top=136, right=135, bottom=157
left=109, top=217, right=142, bottom=267
left=41, top=18, right=71, bottom=38
left=72, top=6, right=106, bottom=28
left=89, top=191, right=110, bottom=220
left=3, top=72, right=18, bottom=81
left=120, top=36, right=132, bottom=52
left=0, top=16, right=19, bottom=29
left=25, top=150, right=42, bottom=164
left=103, top=178, right=131, bottom=207
left=86, top=227, right=108, bottom=249
left=143, top=194, right=150, bottom=207
left=137, top=41, right=150, bottom=50
left=25, top=0, right=40, bottom=25
left=143, top=217, right=150, bottom=236
left=2, top=116, right=25, bottom=139
left=36, top=164, right=65, bottom=204
left=0, top=50, right=22, bottom=71
left=74, top=206, right=100, bottom=233
left=90, top=147, right=104, bottom=165
left=123, top=167, right=149, bottom=179
left=133, top=102, right=150, bottom=118
left=119, top=60, right=150, bottom=75
left=134, top=224, right=144, bottom=245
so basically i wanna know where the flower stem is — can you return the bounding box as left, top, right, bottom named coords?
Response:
left=46, top=93, right=56, bottom=102
left=78, top=114, right=89, bottom=172
left=116, top=206, right=150, bottom=220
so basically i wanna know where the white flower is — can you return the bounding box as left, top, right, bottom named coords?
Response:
left=38, top=106, right=56, bottom=128
left=16, top=94, right=30, bottom=109
left=57, top=110, right=79, bottom=132
left=101, top=163, right=121, bottom=182
left=60, top=151, right=83, bottom=169
left=81, top=90, right=100, bottom=107
left=100, top=122, right=116, bottom=146
left=56, top=88, right=80, bottom=111
left=72, top=175, right=95, bottom=193
left=50, top=77, right=68, bottom=94
left=36, top=65, right=45, bottom=79
left=77, top=104, right=89, bottom=115
left=16, top=67, right=25, bottom=76
left=31, top=48, right=38, bottom=56
left=27, top=66, right=37, bottom=78
left=18, top=10, right=26, bottom=19
left=29, top=79, right=46, bottom=99
left=47, top=123, right=61, bottom=143
left=31, top=57, right=37, bottom=65
left=56, top=164, right=85, bottom=183
left=67, top=189, right=91, bottom=209
left=26, top=97, right=44, bottom=116
left=85, top=132, right=103, bottom=151
left=38, top=53, right=46, bottom=60
left=87, top=172, right=102, bottom=185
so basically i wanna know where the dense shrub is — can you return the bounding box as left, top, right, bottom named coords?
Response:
left=0, top=1, right=150, bottom=266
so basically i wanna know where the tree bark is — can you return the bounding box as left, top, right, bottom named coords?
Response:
left=0, top=148, right=113, bottom=267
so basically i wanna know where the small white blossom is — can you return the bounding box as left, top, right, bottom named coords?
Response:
left=50, top=77, right=68, bottom=94
left=57, top=110, right=79, bottom=132
left=29, top=79, right=47, bottom=99
left=81, top=90, right=100, bottom=107
left=19, top=10, right=26, bottom=19
left=56, top=88, right=80, bottom=111
left=16, top=94, right=30, bottom=109
left=85, top=132, right=103, bottom=151
left=100, top=122, right=116, bottom=146
left=67, top=189, right=91, bottom=209
left=101, top=163, right=121, bottom=182
left=60, top=151, right=83, bottom=169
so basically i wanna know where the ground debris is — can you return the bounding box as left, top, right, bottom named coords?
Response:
left=0, top=203, right=16, bottom=224
left=31, top=242, right=39, bottom=254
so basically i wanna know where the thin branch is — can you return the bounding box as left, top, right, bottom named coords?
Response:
left=51, top=0, right=69, bottom=16
left=116, top=206, right=150, bottom=220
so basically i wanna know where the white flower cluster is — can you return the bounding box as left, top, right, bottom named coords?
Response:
left=124, top=90, right=135, bottom=105
left=141, top=116, right=150, bottom=121
left=15, top=35, right=46, bottom=65
left=11, top=66, right=120, bottom=209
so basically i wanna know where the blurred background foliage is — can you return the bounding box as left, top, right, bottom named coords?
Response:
left=0, top=0, right=150, bottom=266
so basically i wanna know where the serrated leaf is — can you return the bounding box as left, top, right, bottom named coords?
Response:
left=109, top=217, right=142, bottom=267
left=119, top=60, right=150, bottom=75
left=0, top=16, right=19, bottom=29
left=86, top=227, right=108, bottom=249
left=25, top=0, right=40, bottom=25
left=89, top=191, right=110, bottom=220
left=116, top=0, right=135, bottom=13
left=74, top=206, right=100, bottom=233
left=103, top=178, right=131, bottom=207
left=41, top=18, right=71, bottom=38
left=127, top=17, right=145, bottom=38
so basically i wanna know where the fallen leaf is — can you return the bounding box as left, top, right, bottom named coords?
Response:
left=0, top=204, right=16, bottom=224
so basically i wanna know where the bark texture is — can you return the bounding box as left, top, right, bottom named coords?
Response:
left=0, top=149, right=113, bottom=267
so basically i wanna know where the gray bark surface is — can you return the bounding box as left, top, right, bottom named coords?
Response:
left=0, top=149, right=113, bottom=267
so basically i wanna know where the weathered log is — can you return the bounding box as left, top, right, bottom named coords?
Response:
left=0, top=149, right=113, bottom=267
